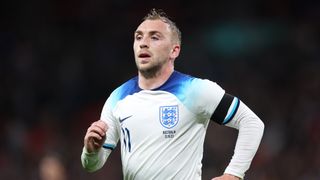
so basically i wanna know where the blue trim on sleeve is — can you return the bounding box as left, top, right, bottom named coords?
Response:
left=102, top=143, right=116, bottom=150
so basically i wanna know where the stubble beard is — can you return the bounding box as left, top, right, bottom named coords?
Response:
left=137, top=60, right=164, bottom=79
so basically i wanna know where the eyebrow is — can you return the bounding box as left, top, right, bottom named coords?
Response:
left=135, top=30, right=162, bottom=36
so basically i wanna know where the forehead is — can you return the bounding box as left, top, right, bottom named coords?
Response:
left=135, top=19, right=171, bottom=34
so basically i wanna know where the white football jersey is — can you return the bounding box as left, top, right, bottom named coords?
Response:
left=100, top=71, right=232, bottom=180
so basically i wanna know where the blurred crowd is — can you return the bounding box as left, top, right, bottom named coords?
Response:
left=0, top=0, right=319, bottom=179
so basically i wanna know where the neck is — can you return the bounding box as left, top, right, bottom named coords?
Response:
left=138, top=66, right=174, bottom=90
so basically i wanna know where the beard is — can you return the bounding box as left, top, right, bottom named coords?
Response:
left=136, top=59, right=165, bottom=79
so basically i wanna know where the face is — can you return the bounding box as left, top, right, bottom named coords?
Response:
left=133, top=19, right=180, bottom=77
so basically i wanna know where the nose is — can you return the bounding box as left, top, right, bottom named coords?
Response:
left=140, top=44, right=148, bottom=49
left=139, top=37, right=149, bottom=49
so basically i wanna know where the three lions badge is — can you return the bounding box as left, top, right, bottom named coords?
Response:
left=159, top=105, right=179, bottom=129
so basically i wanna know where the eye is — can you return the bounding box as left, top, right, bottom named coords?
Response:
left=135, top=34, right=142, bottom=40
left=151, top=36, right=159, bottom=40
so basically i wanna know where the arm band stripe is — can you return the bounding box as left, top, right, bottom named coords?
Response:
left=223, top=97, right=240, bottom=124
left=211, top=93, right=239, bottom=125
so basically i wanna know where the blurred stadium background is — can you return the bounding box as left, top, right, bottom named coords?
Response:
left=0, top=0, right=319, bottom=179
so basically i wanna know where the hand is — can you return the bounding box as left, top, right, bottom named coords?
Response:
left=212, top=174, right=241, bottom=180
left=84, top=120, right=108, bottom=153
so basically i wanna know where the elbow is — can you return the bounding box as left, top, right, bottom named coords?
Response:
left=260, top=119, right=265, bottom=132
left=242, top=116, right=265, bottom=137
left=257, top=118, right=265, bottom=137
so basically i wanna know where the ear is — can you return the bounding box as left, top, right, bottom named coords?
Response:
left=170, top=44, right=181, bottom=59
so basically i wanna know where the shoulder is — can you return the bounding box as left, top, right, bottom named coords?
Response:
left=160, top=71, right=224, bottom=104
left=165, top=71, right=222, bottom=94
left=159, top=71, right=225, bottom=118
left=107, top=76, right=141, bottom=108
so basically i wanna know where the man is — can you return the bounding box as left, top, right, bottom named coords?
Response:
left=81, top=9, right=264, bottom=180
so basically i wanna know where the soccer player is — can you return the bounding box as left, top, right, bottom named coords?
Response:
left=81, top=9, right=264, bottom=180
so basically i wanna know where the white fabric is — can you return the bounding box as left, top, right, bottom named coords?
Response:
left=224, top=102, right=264, bottom=179
left=81, top=71, right=264, bottom=180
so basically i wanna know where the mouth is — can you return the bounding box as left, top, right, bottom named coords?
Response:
left=137, top=52, right=152, bottom=64
left=138, top=52, right=151, bottom=58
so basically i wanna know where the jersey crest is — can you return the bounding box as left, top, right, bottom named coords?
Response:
left=159, top=105, right=179, bottom=129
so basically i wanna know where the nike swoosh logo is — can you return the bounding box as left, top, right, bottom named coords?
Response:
left=119, top=115, right=133, bottom=123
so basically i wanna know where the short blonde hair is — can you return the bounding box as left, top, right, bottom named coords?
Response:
left=143, top=8, right=182, bottom=45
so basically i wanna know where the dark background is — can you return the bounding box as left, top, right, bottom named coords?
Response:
left=1, top=0, right=319, bottom=179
